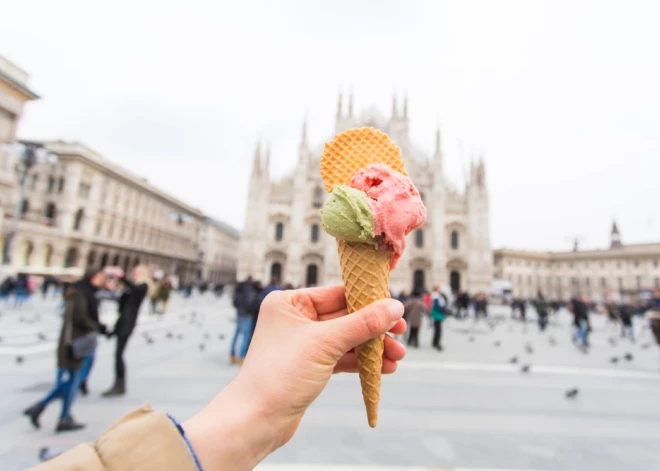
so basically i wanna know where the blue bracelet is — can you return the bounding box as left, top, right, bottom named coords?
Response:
left=167, top=413, right=204, bottom=471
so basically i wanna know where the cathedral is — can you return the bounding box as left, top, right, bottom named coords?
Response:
left=237, top=94, right=493, bottom=295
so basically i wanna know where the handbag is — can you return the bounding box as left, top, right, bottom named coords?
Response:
left=63, top=298, right=98, bottom=360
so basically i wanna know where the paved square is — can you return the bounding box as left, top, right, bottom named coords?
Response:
left=1, top=295, right=659, bottom=470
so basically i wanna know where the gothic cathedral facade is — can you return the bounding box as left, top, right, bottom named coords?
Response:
left=238, top=95, right=493, bottom=295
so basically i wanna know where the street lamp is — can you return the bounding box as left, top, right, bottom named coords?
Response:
left=1, top=141, right=57, bottom=265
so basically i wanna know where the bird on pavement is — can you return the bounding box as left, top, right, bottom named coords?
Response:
left=610, top=356, right=619, bottom=364
left=166, top=331, right=173, bottom=339
left=521, top=365, right=531, bottom=373
left=509, top=356, right=519, bottom=364
left=525, top=344, right=534, bottom=354
left=16, top=356, right=24, bottom=364
left=37, top=333, right=47, bottom=341
left=218, top=334, right=225, bottom=340
left=549, top=336, right=557, bottom=346
left=565, top=388, right=579, bottom=399
left=177, top=334, right=183, bottom=340
left=494, top=340, right=501, bottom=347
left=624, top=352, right=634, bottom=361
left=608, top=337, right=618, bottom=347
left=199, top=343, right=205, bottom=351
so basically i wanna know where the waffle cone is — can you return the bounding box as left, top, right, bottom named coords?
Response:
left=337, top=239, right=391, bottom=428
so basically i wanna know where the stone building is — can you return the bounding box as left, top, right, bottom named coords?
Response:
left=494, top=222, right=660, bottom=301
left=0, top=54, right=239, bottom=283
left=238, top=94, right=493, bottom=294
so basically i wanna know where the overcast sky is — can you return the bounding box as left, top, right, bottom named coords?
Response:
left=2, top=0, right=658, bottom=251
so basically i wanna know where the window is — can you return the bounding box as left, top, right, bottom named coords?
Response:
left=26, top=174, right=38, bottom=190
left=310, top=224, right=319, bottom=243
left=73, top=209, right=84, bottom=231
left=78, top=182, right=91, bottom=199
left=20, top=199, right=30, bottom=217
left=618, top=277, right=623, bottom=290
left=600, top=261, right=604, bottom=269
left=585, top=277, right=590, bottom=287
left=45, top=203, right=57, bottom=225
left=58, top=177, right=65, bottom=194
left=415, top=229, right=424, bottom=248
left=312, top=187, right=324, bottom=209
left=450, top=230, right=458, bottom=249
left=47, top=176, right=55, bottom=193
left=616, top=261, right=621, bottom=269
left=636, top=276, right=641, bottom=289
left=601, top=277, right=606, bottom=287
left=634, top=260, right=639, bottom=268
left=275, top=222, right=284, bottom=241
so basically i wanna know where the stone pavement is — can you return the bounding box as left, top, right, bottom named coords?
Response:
left=1, top=294, right=659, bottom=470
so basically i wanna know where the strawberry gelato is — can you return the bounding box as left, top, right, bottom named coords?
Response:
left=349, top=163, right=427, bottom=268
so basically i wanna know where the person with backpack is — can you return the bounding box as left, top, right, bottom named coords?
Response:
left=430, top=285, right=447, bottom=351
left=230, top=276, right=259, bottom=365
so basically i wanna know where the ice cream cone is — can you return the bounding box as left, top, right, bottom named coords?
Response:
left=337, top=239, right=390, bottom=427
left=320, top=128, right=406, bottom=428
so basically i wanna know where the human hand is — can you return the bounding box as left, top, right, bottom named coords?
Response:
left=184, top=285, right=406, bottom=471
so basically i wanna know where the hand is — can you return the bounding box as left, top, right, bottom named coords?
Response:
left=184, top=285, right=406, bottom=471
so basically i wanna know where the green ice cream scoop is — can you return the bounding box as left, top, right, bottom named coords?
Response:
left=321, top=185, right=375, bottom=244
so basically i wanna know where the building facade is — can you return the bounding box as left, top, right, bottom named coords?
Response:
left=494, top=223, right=660, bottom=301
left=0, top=55, right=239, bottom=283
left=238, top=94, right=493, bottom=294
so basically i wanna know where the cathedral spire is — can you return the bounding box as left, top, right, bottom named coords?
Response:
left=403, top=93, right=408, bottom=119
left=264, top=144, right=271, bottom=178
left=251, top=140, right=261, bottom=177
left=434, top=128, right=441, bottom=156
left=336, top=91, right=343, bottom=118
left=347, top=91, right=353, bottom=117
left=391, top=92, right=398, bottom=119
left=610, top=220, right=622, bottom=248
left=300, top=116, right=308, bottom=148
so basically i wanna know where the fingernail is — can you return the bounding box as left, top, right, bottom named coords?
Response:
left=386, top=300, right=404, bottom=321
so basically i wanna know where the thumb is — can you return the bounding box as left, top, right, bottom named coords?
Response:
left=319, top=299, right=404, bottom=353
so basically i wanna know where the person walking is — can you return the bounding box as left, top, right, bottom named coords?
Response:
left=102, top=266, right=152, bottom=397
left=570, top=294, right=590, bottom=349
left=23, top=269, right=108, bottom=432
left=158, top=278, right=173, bottom=314
left=618, top=303, right=635, bottom=342
left=431, top=286, right=447, bottom=351
left=404, top=289, right=425, bottom=348
left=149, top=278, right=161, bottom=314
left=535, top=293, right=550, bottom=332
left=230, top=276, right=259, bottom=364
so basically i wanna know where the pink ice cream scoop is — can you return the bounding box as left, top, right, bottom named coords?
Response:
left=349, top=163, right=427, bottom=269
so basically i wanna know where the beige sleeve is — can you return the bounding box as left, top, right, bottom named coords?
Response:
left=28, top=403, right=198, bottom=471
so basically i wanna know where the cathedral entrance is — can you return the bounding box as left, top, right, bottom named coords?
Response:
left=305, top=264, right=318, bottom=287
left=450, top=271, right=461, bottom=293
left=270, top=262, right=282, bottom=282
left=413, top=269, right=425, bottom=293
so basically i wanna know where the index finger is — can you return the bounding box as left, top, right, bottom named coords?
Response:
left=292, top=285, right=347, bottom=315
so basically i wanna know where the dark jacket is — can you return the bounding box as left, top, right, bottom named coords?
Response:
left=114, top=278, right=148, bottom=337
left=57, top=282, right=99, bottom=370
left=233, top=281, right=258, bottom=315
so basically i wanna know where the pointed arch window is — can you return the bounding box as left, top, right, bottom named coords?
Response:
left=312, top=187, right=324, bottom=209
left=275, top=222, right=284, bottom=241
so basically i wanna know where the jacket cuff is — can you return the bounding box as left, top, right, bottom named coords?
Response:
left=93, top=403, right=198, bottom=471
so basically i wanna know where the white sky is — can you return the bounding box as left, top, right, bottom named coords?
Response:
left=2, top=0, right=659, bottom=251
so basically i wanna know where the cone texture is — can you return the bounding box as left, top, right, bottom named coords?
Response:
left=337, top=240, right=391, bottom=428
left=320, top=127, right=406, bottom=193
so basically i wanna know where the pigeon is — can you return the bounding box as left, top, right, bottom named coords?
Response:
left=525, top=344, right=534, bottom=354
left=565, top=388, right=579, bottom=399
left=608, top=337, right=618, bottom=347
left=177, top=334, right=183, bottom=340
left=166, top=332, right=173, bottom=339
left=37, top=333, right=47, bottom=341
left=549, top=336, right=557, bottom=347
left=146, top=337, right=154, bottom=344
left=469, top=336, right=475, bottom=343
left=521, top=364, right=531, bottom=373
left=641, top=343, right=651, bottom=350
left=610, top=356, right=619, bottom=364
left=623, top=352, right=634, bottom=362
left=218, top=334, right=225, bottom=341
left=16, top=356, right=24, bottom=364
left=203, top=333, right=210, bottom=340
left=509, top=356, right=519, bottom=364
left=199, top=343, right=205, bottom=351
left=494, top=340, right=501, bottom=347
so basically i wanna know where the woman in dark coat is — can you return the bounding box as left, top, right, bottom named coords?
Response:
left=404, top=290, right=426, bottom=348
left=23, top=269, right=107, bottom=432
left=102, top=265, right=152, bottom=397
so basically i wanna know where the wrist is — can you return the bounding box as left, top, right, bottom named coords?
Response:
left=183, top=378, right=282, bottom=471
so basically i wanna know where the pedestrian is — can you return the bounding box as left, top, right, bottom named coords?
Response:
left=149, top=278, right=161, bottom=314
left=0, top=275, right=14, bottom=301
left=230, top=276, right=259, bottom=364
left=23, top=268, right=108, bottom=432
left=14, top=273, right=29, bottom=307
left=618, top=304, right=635, bottom=342
left=158, top=278, right=173, bottom=314
left=570, top=294, right=590, bottom=348
left=404, top=289, right=425, bottom=348
left=519, top=298, right=527, bottom=323
left=397, top=290, right=409, bottom=304
left=431, top=285, right=447, bottom=351
left=27, top=285, right=406, bottom=470
left=535, top=293, right=549, bottom=332
left=102, top=265, right=152, bottom=397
